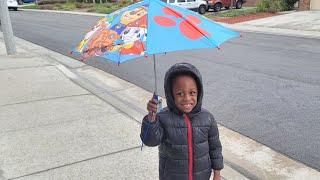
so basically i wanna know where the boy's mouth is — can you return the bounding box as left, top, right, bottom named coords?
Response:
left=182, top=103, right=193, bottom=109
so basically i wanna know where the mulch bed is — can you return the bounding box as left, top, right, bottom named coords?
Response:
left=211, top=12, right=279, bottom=24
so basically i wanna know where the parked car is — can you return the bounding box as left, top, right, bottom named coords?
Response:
left=163, top=0, right=208, bottom=14
left=17, top=0, right=35, bottom=5
left=207, top=0, right=246, bottom=12
left=7, top=0, right=18, bottom=11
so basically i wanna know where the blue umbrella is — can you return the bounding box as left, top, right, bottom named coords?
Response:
left=72, top=0, right=239, bottom=95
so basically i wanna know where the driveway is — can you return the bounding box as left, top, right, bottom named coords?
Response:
left=238, top=11, right=320, bottom=32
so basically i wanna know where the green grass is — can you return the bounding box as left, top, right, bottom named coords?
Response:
left=87, top=1, right=133, bottom=14
left=20, top=3, right=76, bottom=11
left=20, top=4, right=40, bottom=9
left=214, top=7, right=258, bottom=18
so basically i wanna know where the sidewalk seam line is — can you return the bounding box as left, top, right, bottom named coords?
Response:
left=8, top=146, right=141, bottom=180
left=0, top=93, right=91, bottom=107
left=2, top=119, right=84, bottom=134
left=1, top=111, right=121, bottom=134
left=0, top=65, right=54, bottom=71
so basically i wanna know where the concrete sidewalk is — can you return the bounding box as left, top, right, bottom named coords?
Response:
left=225, top=11, right=320, bottom=39
left=1, top=34, right=320, bottom=180
left=0, top=39, right=158, bottom=179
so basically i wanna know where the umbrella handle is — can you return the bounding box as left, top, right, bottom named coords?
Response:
left=153, top=93, right=158, bottom=101
left=141, top=93, right=162, bottom=151
left=153, top=93, right=162, bottom=113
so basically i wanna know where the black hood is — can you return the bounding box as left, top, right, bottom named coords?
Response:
left=164, top=63, right=203, bottom=115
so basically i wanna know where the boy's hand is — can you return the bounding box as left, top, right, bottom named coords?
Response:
left=147, top=98, right=158, bottom=122
left=212, top=170, right=221, bottom=180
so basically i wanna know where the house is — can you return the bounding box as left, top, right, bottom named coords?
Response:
left=299, top=0, right=320, bottom=10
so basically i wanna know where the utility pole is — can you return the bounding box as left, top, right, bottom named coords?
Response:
left=0, top=0, right=17, bottom=55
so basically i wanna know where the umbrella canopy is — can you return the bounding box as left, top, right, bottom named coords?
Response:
left=72, top=0, right=239, bottom=63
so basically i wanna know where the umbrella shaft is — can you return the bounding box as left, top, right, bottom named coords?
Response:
left=153, top=55, right=158, bottom=95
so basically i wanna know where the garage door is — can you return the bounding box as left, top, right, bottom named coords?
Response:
left=311, top=0, right=320, bottom=10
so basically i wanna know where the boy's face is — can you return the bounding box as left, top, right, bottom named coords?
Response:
left=172, top=75, right=198, bottom=113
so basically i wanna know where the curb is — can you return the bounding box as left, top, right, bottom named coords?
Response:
left=20, top=8, right=104, bottom=17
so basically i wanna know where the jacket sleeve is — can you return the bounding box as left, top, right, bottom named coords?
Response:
left=208, top=114, right=224, bottom=170
left=140, top=115, right=164, bottom=147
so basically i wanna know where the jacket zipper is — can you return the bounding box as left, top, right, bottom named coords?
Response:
left=184, top=114, right=193, bottom=180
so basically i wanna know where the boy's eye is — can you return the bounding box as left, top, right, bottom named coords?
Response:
left=190, top=91, right=197, bottom=96
left=176, top=92, right=183, bottom=96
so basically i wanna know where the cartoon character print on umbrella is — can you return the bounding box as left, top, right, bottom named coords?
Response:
left=154, top=7, right=211, bottom=40
left=85, top=29, right=120, bottom=58
left=120, top=27, right=147, bottom=55
left=120, top=6, right=147, bottom=27
left=75, top=5, right=149, bottom=60
left=111, top=23, right=126, bottom=34
left=76, top=18, right=109, bottom=54
left=75, top=17, right=124, bottom=60
left=117, top=6, right=148, bottom=56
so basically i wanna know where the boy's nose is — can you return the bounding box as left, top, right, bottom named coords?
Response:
left=184, top=94, right=191, bottom=101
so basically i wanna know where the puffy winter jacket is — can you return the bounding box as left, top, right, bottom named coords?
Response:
left=140, top=63, right=223, bottom=180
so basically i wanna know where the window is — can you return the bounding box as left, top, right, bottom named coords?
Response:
left=169, top=0, right=175, bottom=3
left=178, top=0, right=186, bottom=2
left=187, top=0, right=195, bottom=2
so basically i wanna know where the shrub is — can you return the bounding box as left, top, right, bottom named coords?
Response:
left=118, top=0, right=132, bottom=8
left=257, top=0, right=298, bottom=12
left=283, top=0, right=299, bottom=10
left=60, top=3, right=76, bottom=10
left=75, top=2, right=83, bottom=8
left=269, top=0, right=286, bottom=12
left=257, top=0, right=269, bottom=12
left=75, top=2, right=93, bottom=8
left=257, top=0, right=286, bottom=13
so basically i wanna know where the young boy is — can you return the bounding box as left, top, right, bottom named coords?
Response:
left=140, top=63, right=223, bottom=180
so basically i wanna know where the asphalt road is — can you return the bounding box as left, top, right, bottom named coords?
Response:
left=3, top=10, right=320, bottom=170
